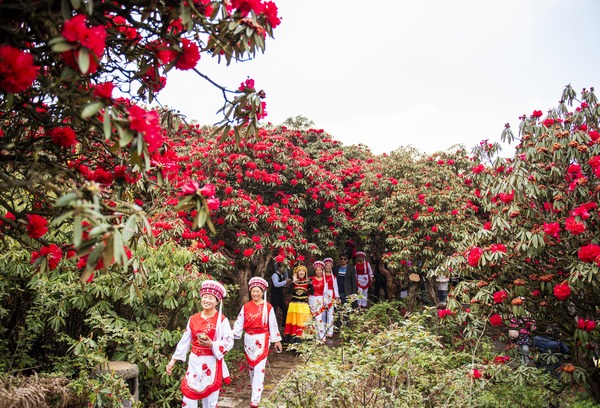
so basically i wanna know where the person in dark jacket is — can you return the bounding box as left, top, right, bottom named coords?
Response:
left=333, top=254, right=357, bottom=306
left=271, top=263, right=291, bottom=329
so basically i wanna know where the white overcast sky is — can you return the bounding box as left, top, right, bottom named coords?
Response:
left=156, top=0, right=600, bottom=155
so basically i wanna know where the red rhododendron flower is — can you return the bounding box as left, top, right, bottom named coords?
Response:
left=431, top=225, right=438, bottom=232
left=553, top=283, right=571, bottom=301
left=577, top=318, right=597, bottom=332
left=467, top=247, right=483, bottom=267
left=543, top=118, right=555, bottom=127
left=489, top=313, right=503, bottom=327
left=578, top=244, right=600, bottom=263
left=93, top=82, right=114, bottom=99
left=565, top=216, right=586, bottom=235
left=127, top=105, right=163, bottom=152
left=262, top=1, right=281, bottom=28
left=62, top=14, right=106, bottom=58
left=175, top=39, right=200, bottom=70
left=483, top=221, right=491, bottom=230
left=0, top=45, right=39, bottom=93
left=532, top=110, right=543, bottom=118
left=231, top=0, right=263, bottom=17
left=26, top=214, right=48, bottom=238
left=50, top=126, right=78, bottom=147
left=470, top=368, right=482, bottom=379
left=572, top=202, right=596, bottom=220
left=472, top=164, right=485, bottom=174
left=493, top=355, right=511, bottom=364
left=490, top=243, right=507, bottom=253
left=493, top=290, right=508, bottom=304
left=498, top=190, right=515, bottom=204
left=30, top=244, right=63, bottom=270
left=543, top=222, right=560, bottom=238
left=243, top=248, right=254, bottom=257
left=437, top=309, right=453, bottom=319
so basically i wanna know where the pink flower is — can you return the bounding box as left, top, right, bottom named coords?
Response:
left=553, top=283, right=571, bottom=301
left=206, top=197, right=220, bottom=211
left=180, top=180, right=200, bottom=195
left=26, top=214, right=48, bottom=238
left=467, top=247, right=483, bottom=267
left=489, top=314, right=503, bottom=327
left=0, top=45, right=39, bottom=93
left=199, top=184, right=216, bottom=197
left=50, top=126, right=78, bottom=147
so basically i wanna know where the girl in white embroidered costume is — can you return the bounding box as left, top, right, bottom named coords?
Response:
left=166, top=280, right=234, bottom=408
left=308, top=260, right=327, bottom=342
left=322, top=258, right=339, bottom=338
left=232, top=277, right=283, bottom=408
left=355, top=251, right=374, bottom=308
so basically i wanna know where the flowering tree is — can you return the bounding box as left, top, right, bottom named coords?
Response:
left=444, top=86, right=600, bottom=401
left=355, top=145, right=482, bottom=303
left=147, top=122, right=364, bottom=304
left=0, top=0, right=280, bottom=281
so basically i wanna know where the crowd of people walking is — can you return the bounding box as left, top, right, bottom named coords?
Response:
left=166, top=250, right=390, bottom=407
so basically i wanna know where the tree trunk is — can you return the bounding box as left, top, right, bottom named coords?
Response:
left=577, top=354, right=600, bottom=403
left=236, top=265, right=252, bottom=310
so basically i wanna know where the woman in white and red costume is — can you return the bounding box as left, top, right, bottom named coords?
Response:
left=322, top=258, right=339, bottom=338
left=232, top=277, right=283, bottom=408
left=355, top=251, right=374, bottom=308
left=166, top=280, right=234, bottom=408
left=308, top=260, right=327, bottom=341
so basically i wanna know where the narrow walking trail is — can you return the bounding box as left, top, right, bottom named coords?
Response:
left=219, top=350, right=299, bottom=407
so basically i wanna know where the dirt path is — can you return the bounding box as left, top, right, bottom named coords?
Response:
left=219, top=350, right=299, bottom=408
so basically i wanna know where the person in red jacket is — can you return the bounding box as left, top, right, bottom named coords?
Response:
left=166, top=280, right=233, bottom=408
left=232, top=277, right=283, bottom=408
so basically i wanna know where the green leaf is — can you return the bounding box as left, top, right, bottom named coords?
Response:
left=73, top=215, right=82, bottom=248
left=103, top=107, right=111, bottom=140
left=81, top=101, right=103, bottom=119
left=56, top=192, right=79, bottom=208
left=122, top=215, right=137, bottom=244
left=77, top=47, right=90, bottom=74
left=119, top=129, right=134, bottom=147
left=193, top=207, right=207, bottom=230
left=50, top=210, right=74, bottom=227
left=70, top=0, right=81, bottom=9
left=51, top=42, right=75, bottom=53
